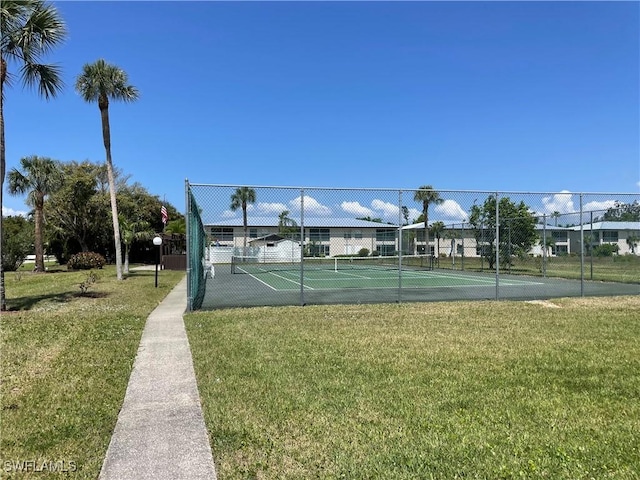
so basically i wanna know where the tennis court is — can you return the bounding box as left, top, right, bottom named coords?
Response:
left=231, top=258, right=541, bottom=291
left=200, top=253, right=637, bottom=308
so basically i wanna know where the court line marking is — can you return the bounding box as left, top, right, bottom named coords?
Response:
left=264, top=268, right=543, bottom=286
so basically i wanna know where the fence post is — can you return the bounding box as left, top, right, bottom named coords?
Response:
left=495, top=192, right=500, bottom=301
left=185, top=178, right=192, bottom=312
left=580, top=193, right=584, bottom=297
left=300, top=189, right=305, bottom=306
left=398, top=190, right=403, bottom=303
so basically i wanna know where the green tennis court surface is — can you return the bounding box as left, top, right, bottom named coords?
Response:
left=233, top=265, right=542, bottom=291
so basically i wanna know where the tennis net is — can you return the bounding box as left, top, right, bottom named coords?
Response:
left=231, top=254, right=434, bottom=274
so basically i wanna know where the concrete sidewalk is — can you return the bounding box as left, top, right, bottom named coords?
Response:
left=99, top=276, right=217, bottom=480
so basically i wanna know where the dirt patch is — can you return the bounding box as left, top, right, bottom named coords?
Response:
left=525, top=300, right=561, bottom=308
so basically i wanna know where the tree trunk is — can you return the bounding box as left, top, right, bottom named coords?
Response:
left=242, top=206, right=248, bottom=255
left=34, top=196, right=45, bottom=273
left=99, top=98, right=123, bottom=280
left=1, top=57, right=7, bottom=310
left=124, top=244, right=130, bottom=274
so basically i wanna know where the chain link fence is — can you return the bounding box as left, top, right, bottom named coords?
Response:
left=186, top=183, right=639, bottom=310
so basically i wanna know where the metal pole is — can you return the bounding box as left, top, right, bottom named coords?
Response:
left=495, top=193, right=500, bottom=301
left=185, top=179, right=192, bottom=310
left=580, top=194, right=584, bottom=297
left=300, top=189, right=305, bottom=306
left=398, top=190, right=403, bottom=303
left=590, top=210, right=594, bottom=280
left=542, top=214, right=547, bottom=277
left=155, top=247, right=159, bottom=288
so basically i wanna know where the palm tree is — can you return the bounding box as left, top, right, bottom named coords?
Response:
left=230, top=187, right=256, bottom=255
left=551, top=211, right=560, bottom=226
left=7, top=156, right=63, bottom=273
left=75, top=59, right=139, bottom=280
left=430, top=221, right=445, bottom=259
left=413, top=185, right=443, bottom=258
left=119, top=216, right=154, bottom=274
left=278, top=210, right=297, bottom=238
left=1, top=0, right=66, bottom=309
left=626, top=234, right=639, bottom=255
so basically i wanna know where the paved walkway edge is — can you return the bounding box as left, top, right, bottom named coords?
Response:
left=99, top=276, right=217, bottom=480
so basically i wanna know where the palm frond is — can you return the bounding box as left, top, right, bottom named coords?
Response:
left=21, top=61, right=63, bottom=99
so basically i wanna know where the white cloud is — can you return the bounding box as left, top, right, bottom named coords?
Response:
left=583, top=199, right=617, bottom=213
left=255, top=202, right=288, bottom=214
left=541, top=191, right=575, bottom=214
left=220, top=209, right=237, bottom=218
left=2, top=206, right=28, bottom=217
left=341, top=201, right=374, bottom=218
left=434, top=200, right=468, bottom=222
left=371, top=199, right=400, bottom=220
left=289, top=195, right=332, bottom=216
left=405, top=207, right=422, bottom=223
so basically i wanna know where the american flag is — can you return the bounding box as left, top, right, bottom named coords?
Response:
left=161, top=205, right=168, bottom=225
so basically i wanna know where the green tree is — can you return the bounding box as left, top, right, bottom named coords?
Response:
left=401, top=206, right=410, bottom=225
left=599, top=201, right=640, bottom=222
left=2, top=215, right=33, bottom=271
left=626, top=234, right=639, bottom=255
left=540, top=235, right=555, bottom=257
left=117, top=182, right=176, bottom=234
left=230, top=187, right=256, bottom=254
left=46, top=161, right=110, bottom=256
left=165, top=218, right=186, bottom=235
left=430, top=221, right=445, bottom=258
left=468, top=195, right=537, bottom=270
left=278, top=210, right=298, bottom=238
left=75, top=59, right=139, bottom=281
left=7, top=156, right=63, bottom=272
left=119, top=216, right=154, bottom=273
left=1, top=0, right=67, bottom=309
left=414, top=185, right=443, bottom=256
left=356, top=216, right=383, bottom=223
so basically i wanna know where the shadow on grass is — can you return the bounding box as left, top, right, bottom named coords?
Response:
left=6, top=290, right=110, bottom=312
left=7, top=291, right=78, bottom=311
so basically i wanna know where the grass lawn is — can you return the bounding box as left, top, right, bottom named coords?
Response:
left=2, top=265, right=638, bottom=479
left=1, top=266, right=184, bottom=479
left=440, top=254, right=640, bottom=284
left=185, top=296, right=640, bottom=479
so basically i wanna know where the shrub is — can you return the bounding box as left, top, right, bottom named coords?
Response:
left=67, top=252, right=106, bottom=270
left=79, top=271, right=99, bottom=294
left=357, top=248, right=369, bottom=257
left=592, top=244, right=619, bottom=257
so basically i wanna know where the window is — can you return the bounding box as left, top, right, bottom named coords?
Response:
left=377, top=245, right=395, bottom=256
left=309, top=228, right=330, bottom=241
left=553, top=245, right=568, bottom=255
left=343, top=232, right=351, bottom=239
left=210, top=227, right=233, bottom=242
left=551, top=231, right=568, bottom=241
left=376, top=229, right=396, bottom=242
left=249, top=228, right=270, bottom=239
left=602, top=231, right=618, bottom=243
left=308, top=244, right=330, bottom=257
left=354, top=230, right=363, bottom=239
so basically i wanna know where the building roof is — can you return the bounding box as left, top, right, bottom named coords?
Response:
left=568, top=221, right=640, bottom=231
left=207, top=217, right=399, bottom=228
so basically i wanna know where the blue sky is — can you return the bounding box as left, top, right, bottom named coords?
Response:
left=3, top=0, right=639, bottom=219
